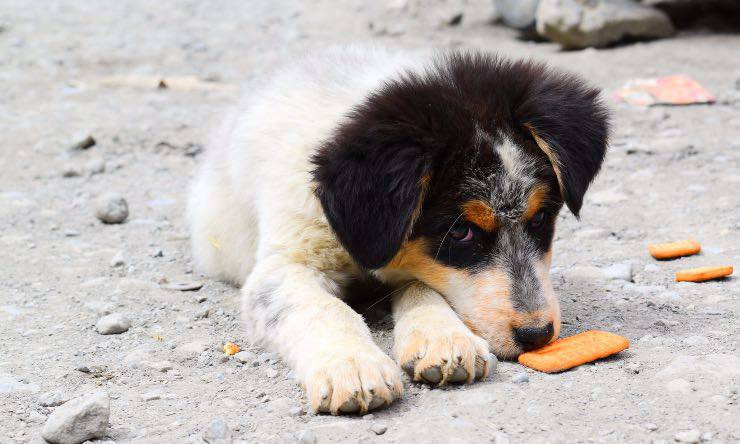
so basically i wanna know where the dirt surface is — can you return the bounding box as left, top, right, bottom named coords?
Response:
left=1, top=1, right=739, bottom=443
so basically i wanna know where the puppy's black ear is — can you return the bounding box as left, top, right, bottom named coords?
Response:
left=312, top=127, right=427, bottom=270
left=518, top=67, right=610, bottom=216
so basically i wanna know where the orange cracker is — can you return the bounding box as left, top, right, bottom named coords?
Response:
left=648, top=239, right=701, bottom=260
left=518, top=330, right=630, bottom=373
left=223, top=342, right=240, bottom=356
left=675, top=265, right=733, bottom=282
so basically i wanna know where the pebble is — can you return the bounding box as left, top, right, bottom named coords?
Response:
left=41, top=391, right=110, bottom=444
left=257, top=352, right=276, bottom=364
left=161, top=281, right=204, bottom=291
left=289, top=406, right=305, bottom=417
left=38, top=390, right=70, bottom=407
left=94, top=193, right=129, bottom=224
left=264, top=368, right=279, bottom=378
left=665, top=378, right=691, bottom=394
left=143, top=360, right=174, bottom=373
left=601, top=263, right=633, bottom=282
left=643, top=422, right=658, bottom=431
left=624, top=362, right=641, bottom=374
left=86, top=158, right=106, bottom=175
left=110, top=251, right=126, bottom=267
left=493, top=431, right=510, bottom=444
left=370, top=423, right=388, bottom=435
left=202, top=418, right=231, bottom=444
left=96, top=313, right=131, bottom=335
left=62, top=165, right=83, bottom=178
left=233, top=351, right=256, bottom=364
left=362, top=413, right=375, bottom=420
left=511, top=372, right=529, bottom=383
left=0, top=373, right=39, bottom=393
left=70, top=135, right=96, bottom=150
left=681, top=336, right=709, bottom=347
left=674, top=429, right=701, bottom=443
left=296, top=429, right=316, bottom=444
left=64, top=229, right=80, bottom=237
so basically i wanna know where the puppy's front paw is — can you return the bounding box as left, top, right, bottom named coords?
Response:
left=395, top=327, right=492, bottom=386
left=304, top=347, right=403, bottom=415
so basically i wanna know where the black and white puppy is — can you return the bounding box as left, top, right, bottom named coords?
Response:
left=188, top=46, right=609, bottom=415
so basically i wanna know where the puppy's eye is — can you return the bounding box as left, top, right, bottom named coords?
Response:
left=529, top=211, right=545, bottom=229
left=449, top=225, right=474, bottom=242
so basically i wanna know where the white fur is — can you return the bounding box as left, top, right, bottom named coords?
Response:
left=188, top=46, right=428, bottom=413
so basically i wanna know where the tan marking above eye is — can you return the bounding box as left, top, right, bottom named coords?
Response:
left=522, top=183, right=549, bottom=221
left=461, top=199, right=496, bottom=231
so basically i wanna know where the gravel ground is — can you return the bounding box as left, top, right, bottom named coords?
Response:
left=1, top=1, right=739, bottom=443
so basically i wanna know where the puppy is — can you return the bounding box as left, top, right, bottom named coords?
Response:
left=187, top=46, right=609, bottom=415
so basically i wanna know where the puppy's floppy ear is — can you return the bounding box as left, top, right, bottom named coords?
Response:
left=518, top=67, right=610, bottom=216
left=312, top=126, right=428, bottom=270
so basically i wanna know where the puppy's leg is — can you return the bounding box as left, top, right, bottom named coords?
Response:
left=242, top=256, right=403, bottom=414
left=393, top=282, right=493, bottom=386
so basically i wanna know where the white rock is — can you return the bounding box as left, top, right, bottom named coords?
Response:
left=233, top=351, right=256, bottom=364
left=142, top=360, right=174, bottom=373
left=601, top=263, right=633, bottom=282
left=264, top=368, right=279, bottom=378
left=511, top=372, right=529, bottom=383
left=110, top=251, right=126, bottom=267
left=563, top=265, right=603, bottom=282
left=41, top=391, right=110, bottom=444
left=96, top=313, right=131, bottom=335
left=0, top=373, right=39, bottom=393
left=682, top=336, right=709, bottom=347
left=370, top=423, right=388, bottom=435
left=665, top=378, right=691, bottom=394
left=493, top=431, right=510, bottom=444
left=94, top=194, right=129, bottom=224
left=38, top=390, right=70, bottom=407
left=674, top=429, right=701, bottom=443
left=493, top=0, right=540, bottom=29
left=655, top=354, right=740, bottom=381
left=202, top=418, right=231, bottom=444
left=296, top=429, right=317, bottom=444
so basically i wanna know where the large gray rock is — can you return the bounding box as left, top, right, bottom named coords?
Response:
left=536, top=0, right=675, bottom=49
left=41, top=391, right=110, bottom=444
left=493, top=0, right=541, bottom=29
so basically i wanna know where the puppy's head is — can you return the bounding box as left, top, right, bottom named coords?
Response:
left=313, top=52, right=609, bottom=358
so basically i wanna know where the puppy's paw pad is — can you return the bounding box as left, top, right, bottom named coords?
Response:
left=305, top=349, right=403, bottom=415
left=396, top=330, right=491, bottom=386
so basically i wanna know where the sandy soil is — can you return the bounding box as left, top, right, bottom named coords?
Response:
left=1, top=1, right=739, bottom=443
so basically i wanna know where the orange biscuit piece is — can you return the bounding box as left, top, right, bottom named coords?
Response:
left=675, top=265, right=733, bottom=282
left=223, top=342, right=240, bottom=356
left=648, top=239, right=701, bottom=259
left=518, top=330, right=630, bottom=373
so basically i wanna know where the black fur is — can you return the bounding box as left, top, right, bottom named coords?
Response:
left=312, top=51, right=609, bottom=269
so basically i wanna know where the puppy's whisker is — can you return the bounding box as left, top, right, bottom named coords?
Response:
left=434, top=212, right=464, bottom=261
left=363, top=281, right=415, bottom=313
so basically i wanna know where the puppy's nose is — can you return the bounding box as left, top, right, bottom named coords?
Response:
left=514, top=322, right=554, bottom=351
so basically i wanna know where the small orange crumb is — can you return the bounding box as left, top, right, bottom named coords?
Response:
left=518, top=330, right=630, bottom=373
left=223, top=342, right=240, bottom=356
left=648, top=239, right=701, bottom=260
left=675, top=265, right=733, bottom=282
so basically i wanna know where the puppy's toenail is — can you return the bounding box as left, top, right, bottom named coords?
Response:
left=421, top=366, right=442, bottom=384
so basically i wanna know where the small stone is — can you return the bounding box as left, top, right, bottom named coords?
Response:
left=233, top=351, right=256, bottom=364
left=625, top=362, right=641, bottom=374
left=202, top=418, right=231, bottom=444
left=601, top=263, right=633, bottom=282
left=161, top=281, right=204, bottom=291
left=494, top=0, right=539, bottom=29
left=38, top=390, right=70, bottom=407
left=143, top=361, right=174, bottom=373
left=511, top=372, right=529, bottom=383
left=289, top=406, right=305, bottom=417
left=62, top=166, right=83, bottom=178
left=257, top=352, right=275, bottom=364
left=370, top=423, right=388, bottom=435
left=563, top=265, right=603, bottom=282
left=94, top=194, right=129, bottom=224
left=700, top=432, right=712, bottom=441
left=296, top=429, right=317, bottom=444
left=674, top=429, right=701, bottom=443
left=493, top=431, right=510, bottom=444
left=64, top=230, right=80, bottom=237
left=644, top=422, right=658, bottom=431
left=96, top=313, right=131, bottom=335
left=264, top=368, right=279, bottom=378
left=41, top=391, right=110, bottom=444
left=75, top=365, right=90, bottom=373
left=682, top=336, right=709, bottom=347
left=665, top=378, right=691, bottom=394
left=362, top=413, right=375, bottom=420
left=86, top=159, right=106, bottom=175
left=110, top=251, right=126, bottom=267
left=142, top=391, right=161, bottom=401
left=28, top=410, right=47, bottom=423
left=70, top=135, right=96, bottom=150
left=152, top=249, right=164, bottom=258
